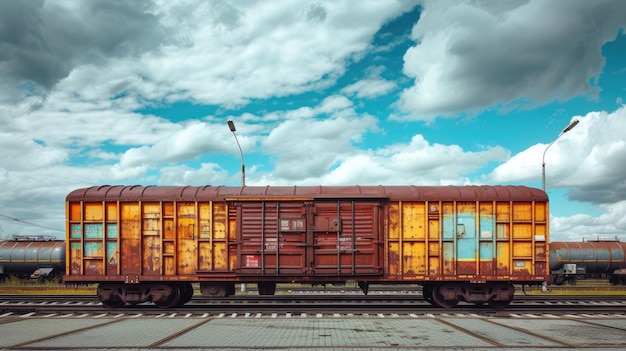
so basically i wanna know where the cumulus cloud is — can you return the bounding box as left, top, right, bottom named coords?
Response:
left=396, top=0, right=626, bottom=121
left=0, top=0, right=169, bottom=102
left=490, top=106, right=626, bottom=205
left=552, top=201, right=626, bottom=242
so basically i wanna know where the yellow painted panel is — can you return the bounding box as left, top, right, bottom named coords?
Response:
left=496, top=202, right=510, bottom=222
left=428, top=219, right=439, bottom=239
left=428, top=242, right=439, bottom=256
left=403, top=242, right=426, bottom=275
left=106, top=203, right=117, bottom=221
left=535, top=224, right=546, bottom=236
left=496, top=242, right=510, bottom=274
left=229, top=215, right=237, bottom=241
left=177, top=212, right=197, bottom=274
left=120, top=203, right=140, bottom=238
left=213, top=203, right=227, bottom=240
left=84, top=203, right=103, bottom=221
left=164, top=256, right=175, bottom=275
left=163, top=202, right=174, bottom=217
left=178, top=202, right=196, bottom=217
left=388, top=202, right=400, bottom=240
left=480, top=202, right=493, bottom=215
left=402, top=202, right=426, bottom=239
left=69, top=242, right=82, bottom=275
left=534, top=202, right=546, bottom=221
left=512, top=223, right=532, bottom=239
left=69, top=203, right=81, bottom=221
left=428, top=257, right=439, bottom=275
left=198, top=203, right=212, bottom=239
left=198, top=242, right=212, bottom=270
left=142, top=202, right=161, bottom=235
left=387, top=242, right=400, bottom=275
left=142, top=235, right=161, bottom=273
left=163, top=241, right=175, bottom=255
left=213, top=242, right=228, bottom=269
left=512, top=202, right=532, bottom=221
left=513, top=260, right=531, bottom=274
left=513, top=242, right=532, bottom=257
left=163, top=218, right=174, bottom=240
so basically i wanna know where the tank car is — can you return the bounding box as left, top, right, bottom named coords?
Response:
left=64, top=185, right=549, bottom=308
left=549, top=241, right=626, bottom=285
left=0, top=236, right=66, bottom=281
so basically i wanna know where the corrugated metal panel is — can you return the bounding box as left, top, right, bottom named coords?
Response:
left=237, top=200, right=382, bottom=277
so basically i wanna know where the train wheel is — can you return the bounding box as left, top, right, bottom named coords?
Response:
left=431, top=284, right=458, bottom=308
left=154, top=285, right=180, bottom=309
left=357, top=281, right=370, bottom=295
left=422, top=285, right=435, bottom=305
left=200, top=282, right=230, bottom=297
left=257, top=282, right=277, bottom=295
left=97, top=284, right=124, bottom=308
left=177, top=283, right=194, bottom=306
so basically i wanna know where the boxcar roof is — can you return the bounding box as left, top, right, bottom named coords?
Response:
left=66, top=185, right=548, bottom=202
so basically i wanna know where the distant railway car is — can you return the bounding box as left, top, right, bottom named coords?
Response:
left=64, top=185, right=549, bottom=308
left=549, top=241, right=626, bottom=285
left=0, top=236, right=66, bottom=281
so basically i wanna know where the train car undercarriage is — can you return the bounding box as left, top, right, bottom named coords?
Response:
left=95, top=280, right=517, bottom=309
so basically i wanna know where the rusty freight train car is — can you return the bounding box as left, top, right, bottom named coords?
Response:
left=64, top=185, right=549, bottom=308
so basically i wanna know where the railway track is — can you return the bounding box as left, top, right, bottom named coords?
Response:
left=2, top=294, right=626, bottom=317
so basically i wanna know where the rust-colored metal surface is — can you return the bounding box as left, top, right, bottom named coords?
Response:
left=65, top=185, right=549, bottom=286
left=67, top=185, right=548, bottom=202
left=236, top=200, right=382, bottom=278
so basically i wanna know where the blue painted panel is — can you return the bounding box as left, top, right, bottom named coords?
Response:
left=70, top=224, right=81, bottom=239
left=442, top=213, right=454, bottom=239
left=84, top=241, right=103, bottom=257
left=84, top=224, right=103, bottom=239
left=107, top=223, right=118, bottom=239
left=457, top=213, right=476, bottom=260
left=106, top=242, right=118, bottom=265
left=479, top=214, right=494, bottom=240
left=480, top=242, right=493, bottom=261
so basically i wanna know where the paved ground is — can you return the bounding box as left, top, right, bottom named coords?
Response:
left=1, top=312, right=625, bottom=350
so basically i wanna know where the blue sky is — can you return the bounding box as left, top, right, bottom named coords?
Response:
left=1, top=0, right=625, bottom=242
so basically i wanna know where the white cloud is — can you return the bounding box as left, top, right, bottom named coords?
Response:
left=551, top=201, right=626, bottom=242
left=341, top=78, right=398, bottom=99
left=396, top=0, right=626, bottom=121
left=490, top=106, right=626, bottom=204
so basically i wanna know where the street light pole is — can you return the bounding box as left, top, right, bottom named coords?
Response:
left=227, top=120, right=245, bottom=187
left=542, top=119, right=579, bottom=192
left=227, top=119, right=247, bottom=292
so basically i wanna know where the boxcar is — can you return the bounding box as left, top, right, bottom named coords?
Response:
left=64, top=185, right=549, bottom=308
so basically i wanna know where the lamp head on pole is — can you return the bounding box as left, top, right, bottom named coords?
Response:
left=227, top=119, right=236, bottom=132
left=561, top=119, right=579, bottom=134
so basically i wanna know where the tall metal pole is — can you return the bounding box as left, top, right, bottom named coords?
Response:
left=542, top=119, right=579, bottom=192
left=227, top=119, right=247, bottom=293
left=227, top=120, right=245, bottom=187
